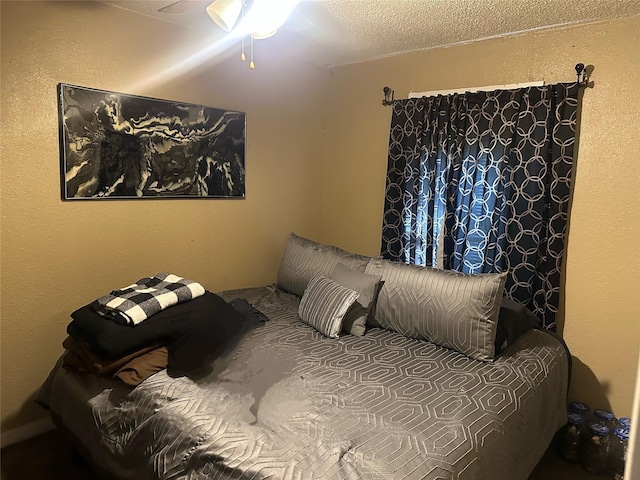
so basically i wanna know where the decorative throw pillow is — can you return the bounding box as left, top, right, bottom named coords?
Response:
left=328, top=263, right=383, bottom=336
left=298, top=275, right=359, bottom=338
left=365, top=258, right=507, bottom=361
left=277, top=233, right=371, bottom=297
left=494, top=297, right=540, bottom=355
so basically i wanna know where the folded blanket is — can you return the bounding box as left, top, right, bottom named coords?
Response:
left=91, top=272, right=205, bottom=325
left=68, top=292, right=269, bottom=372
left=62, top=336, right=168, bottom=386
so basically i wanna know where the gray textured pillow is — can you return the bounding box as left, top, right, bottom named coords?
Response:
left=328, top=263, right=383, bottom=336
left=298, top=275, right=359, bottom=338
left=277, top=233, right=371, bottom=297
left=365, top=258, right=507, bottom=361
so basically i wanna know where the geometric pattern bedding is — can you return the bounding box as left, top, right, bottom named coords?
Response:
left=37, top=286, right=569, bottom=480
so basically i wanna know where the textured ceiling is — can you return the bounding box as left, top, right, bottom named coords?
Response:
left=104, top=0, right=640, bottom=66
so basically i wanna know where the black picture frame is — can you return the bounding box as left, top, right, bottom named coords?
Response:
left=58, top=84, right=246, bottom=200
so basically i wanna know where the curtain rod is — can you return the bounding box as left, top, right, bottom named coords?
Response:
left=408, top=80, right=544, bottom=99
left=382, top=63, right=591, bottom=106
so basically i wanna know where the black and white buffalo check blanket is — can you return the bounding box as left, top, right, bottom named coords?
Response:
left=91, top=272, right=206, bottom=325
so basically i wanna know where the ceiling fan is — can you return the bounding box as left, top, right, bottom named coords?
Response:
left=157, top=0, right=313, bottom=68
left=158, top=0, right=313, bottom=36
left=158, top=0, right=202, bottom=14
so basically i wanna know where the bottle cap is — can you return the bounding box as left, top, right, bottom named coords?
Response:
left=614, top=427, right=629, bottom=441
left=589, top=422, right=610, bottom=436
left=594, top=409, right=615, bottom=421
left=569, top=402, right=589, bottom=415
left=567, top=413, right=584, bottom=425
left=619, top=417, right=631, bottom=429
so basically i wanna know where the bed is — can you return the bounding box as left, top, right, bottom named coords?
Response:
left=37, top=234, right=570, bottom=480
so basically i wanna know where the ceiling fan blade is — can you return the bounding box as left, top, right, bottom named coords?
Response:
left=158, top=0, right=201, bottom=14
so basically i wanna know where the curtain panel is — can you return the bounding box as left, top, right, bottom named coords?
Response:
left=381, top=83, right=579, bottom=330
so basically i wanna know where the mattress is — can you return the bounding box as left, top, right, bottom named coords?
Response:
left=37, top=285, right=569, bottom=479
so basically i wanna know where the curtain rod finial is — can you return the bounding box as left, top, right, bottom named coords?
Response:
left=575, top=63, right=591, bottom=87
left=382, top=86, right=394, bottom=106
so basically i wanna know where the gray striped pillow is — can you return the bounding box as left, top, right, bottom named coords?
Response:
left=328, top=263, right=383, bottom=336
left=365, top=258, right=507, bottom=361
left=298, top=275, right=359, bottom=338
left=277, top=233, right=371, bottom=297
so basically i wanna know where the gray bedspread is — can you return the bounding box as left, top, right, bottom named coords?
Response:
left=37, top=286, right=569, bottom=480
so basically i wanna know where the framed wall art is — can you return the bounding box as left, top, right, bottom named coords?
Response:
left=58, top=83, right=246, bottom=199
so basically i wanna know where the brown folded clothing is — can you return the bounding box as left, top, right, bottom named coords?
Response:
left=62, top=336, right=168, bottom=386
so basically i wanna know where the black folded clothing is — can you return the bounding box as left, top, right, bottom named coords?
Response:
left=67, top=292, right=267, bottom=372
left=229, top=298, right=270, bottom=324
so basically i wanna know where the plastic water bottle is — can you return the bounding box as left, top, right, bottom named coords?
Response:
left=618, top=417, right=631, bottom=430
left=594, top=409, right=617, bottom=431
left=558, top=412, right=585, bottom=463
left=607, top=427, right=629, bottom=480
left=580, top=422, right=610, bottom=475
left=569, top=401, right=590, bottom=416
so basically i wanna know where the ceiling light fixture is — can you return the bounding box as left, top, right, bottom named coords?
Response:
left=205, top=0, right=243, bottom=32
left=205, top=0, right=300, bottom=68
left=250, top=28, right=278, bottom=40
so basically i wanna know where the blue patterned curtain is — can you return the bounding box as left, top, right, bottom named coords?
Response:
left=381, top=83, right=579, bottom=330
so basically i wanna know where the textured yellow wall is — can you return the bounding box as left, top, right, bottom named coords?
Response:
left=0, top=1, right=327, bottom=432
left=322, top=17, right=640, bottom=416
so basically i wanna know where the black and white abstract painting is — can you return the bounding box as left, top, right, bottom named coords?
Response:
left=58, top=84, right=246, bottom=199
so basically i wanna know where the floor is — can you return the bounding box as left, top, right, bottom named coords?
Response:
left=1, top=429, right=95, bottom=480
left=1, top=428, right=608, bottom=480
left=528, top=445, right=609, bottom=480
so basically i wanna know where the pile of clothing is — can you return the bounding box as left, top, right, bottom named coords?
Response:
left=63, top=272, right=268, bottom=386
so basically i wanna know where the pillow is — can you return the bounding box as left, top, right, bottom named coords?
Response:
left=277, top=233, right=371, bottom=297
left=365, top=258, right=507, bottom=361
left=494, top=297, right=540, bottom=355
left=298, top=275, right=359, bottom=338
left=328, top=263, right=383, bottom=336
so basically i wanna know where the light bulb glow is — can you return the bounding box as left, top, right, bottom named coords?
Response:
left=239, top=0, right=300, bottom=38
